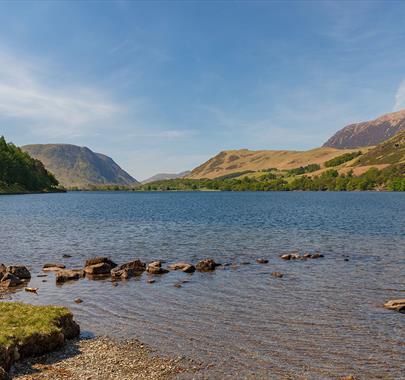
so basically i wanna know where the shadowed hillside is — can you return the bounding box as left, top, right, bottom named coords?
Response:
left=22, top=144, right=139, bottom=189
left=0, top=137, right=59, bottom=193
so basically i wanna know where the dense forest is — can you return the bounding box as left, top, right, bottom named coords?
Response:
left=0, top=136, right=60, bottom=193
left=135, top=164, right=405, bottom=192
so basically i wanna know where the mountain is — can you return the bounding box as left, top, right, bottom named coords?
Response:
left=323, top=109, right=405, bottom=149
left=0, top=137, right=59, bottom=193
left=142, top=171, right=190, bottom=184
left=22, top=144, right=139, bottom=189
left=186, top=147, right=363, bottom=179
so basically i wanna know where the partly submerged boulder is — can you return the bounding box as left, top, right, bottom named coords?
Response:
left=84, top=257, right=117, bottom=268
left=43, top=264, right=66, bottom=272
left=146, top=261, right=169, bottom=275
left=7, top=266, right=31, bottom=280
left=55, top=270, right=83, bottom=284
left=84, top=262, right=112, bottom=276
left=168, top=262, right=196, bottom=273
left=111, top=260, right=146, bottom=279
left=0, top=273, right=23, bottom=288
left=196, top=259, right=218, bottom=272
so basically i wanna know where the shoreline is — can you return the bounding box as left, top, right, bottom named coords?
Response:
left=9, top=336, right=199, bottom=380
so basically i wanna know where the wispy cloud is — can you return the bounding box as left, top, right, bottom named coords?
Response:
left=393, top=79, right=405, bottom=111
left=0, top=49, right=122, bottom=138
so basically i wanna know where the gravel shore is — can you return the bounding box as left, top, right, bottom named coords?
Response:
left=9, top=337, right=200, bottom=380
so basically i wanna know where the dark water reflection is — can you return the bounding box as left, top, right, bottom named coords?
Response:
left=0, top=192, right=404, bottom=379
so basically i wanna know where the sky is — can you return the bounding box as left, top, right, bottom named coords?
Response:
left=1, top=0, right=405, bottom=180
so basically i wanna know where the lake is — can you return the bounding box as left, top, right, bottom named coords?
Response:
left=0, top=191, right=404, bottom=379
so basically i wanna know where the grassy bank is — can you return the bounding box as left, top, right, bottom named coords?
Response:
left=0, top=303, right=72, bottom=347
left=0, top=302, right=79, bottom=375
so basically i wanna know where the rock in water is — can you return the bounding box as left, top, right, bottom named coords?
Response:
left=271, top=272, right=283, bottom=278
left=384, top=299, right=405, bottom=313
left=56, top=270, right=83, bottom=283
left=196, top=259, right=218, bottom=271
left=43, top=263, right=66, bottom=271
left=168, top=263, right=196, bottom=273
left=146, top=261, right=169, bottom=274
left=256, top=258, right=269, bottom=264
left=85, top=257, right=117, bottom=268
left=7, top=266, right=31, bottom=279
left=111, top=260, right=146, bottom=279
left=0, top=272, right=23, bottom=287
left=84, top=262, right=113, bottom=275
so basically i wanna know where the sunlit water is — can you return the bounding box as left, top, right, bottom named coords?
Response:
left=0, top=192, right=404, bottom=379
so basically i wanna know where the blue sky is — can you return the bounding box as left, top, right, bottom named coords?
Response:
left=1, top=0, right=405, bottom=180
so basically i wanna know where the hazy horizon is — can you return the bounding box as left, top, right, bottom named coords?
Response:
left=1, top=0, right=405, bottom=179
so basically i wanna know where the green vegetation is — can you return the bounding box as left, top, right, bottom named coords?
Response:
left=0, top=137, right=59, bottom=194
left=324, top=151, right=362, bottom=167
left=287, top=163, right=321, bottom=175
left=135, top=164, right=405, bottom=192
left=0, top=302, right=72, bottom=347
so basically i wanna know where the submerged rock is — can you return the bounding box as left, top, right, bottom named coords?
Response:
left=7, top=266, right=31, bottom=279
left=384, top=299, right=405, bottom=313
left=168, top=262, right=196, bottom=273
left=280, top=254, right=292, bottom=260
left=256, top=258, right=269, bottom=264
left=271, top=272, right=283, bottom=278
left=196, top=259, right=218, bottom=271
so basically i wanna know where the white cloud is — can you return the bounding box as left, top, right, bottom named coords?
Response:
left=393, top=80, right=405, bottom=111
left=0, top=49, right=122, bottom=138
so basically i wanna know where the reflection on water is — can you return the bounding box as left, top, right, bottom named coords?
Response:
left=0, top=192, right=404, bottom=379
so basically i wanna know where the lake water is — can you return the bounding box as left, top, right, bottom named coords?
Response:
left=0, top=192, right=404, bottom=379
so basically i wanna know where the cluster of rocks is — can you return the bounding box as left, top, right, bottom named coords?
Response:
left=280, top=252, right=324, bottom=260
left=44, top=257, right=226, bottom=284
left=0, top=264, right=31, bottom=288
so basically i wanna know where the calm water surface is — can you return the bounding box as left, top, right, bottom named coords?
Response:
left=0, top=192, right=404, bottom=379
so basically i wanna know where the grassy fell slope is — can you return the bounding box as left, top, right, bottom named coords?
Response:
left=22, top=144, right=139, bottom=189
left=353, top=130, right=405, bottom=166
left=187, top=147, right=366, bottom=179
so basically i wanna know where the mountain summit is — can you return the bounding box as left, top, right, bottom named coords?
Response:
left=22, top=144, right=138, bottom=188
left=323, top=109, right=405, bottom=149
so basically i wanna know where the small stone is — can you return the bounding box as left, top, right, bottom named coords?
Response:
left=311, top=253, right=324, bottom=259
left=147, top=279, right=155, bottom=284
left=256, top=258, right=269, bottom=264
left=63, top=254, right=72, bottom=258
left=74, top=298, right=83, bottom=304
left=384, top=299, right=405, bottom=313
left=280, top=254, right=292, bottom=260
left=271, top=272, right=283, bottom=278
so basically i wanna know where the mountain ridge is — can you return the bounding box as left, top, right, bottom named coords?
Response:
left=323, top=109, right=405, bottom=148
